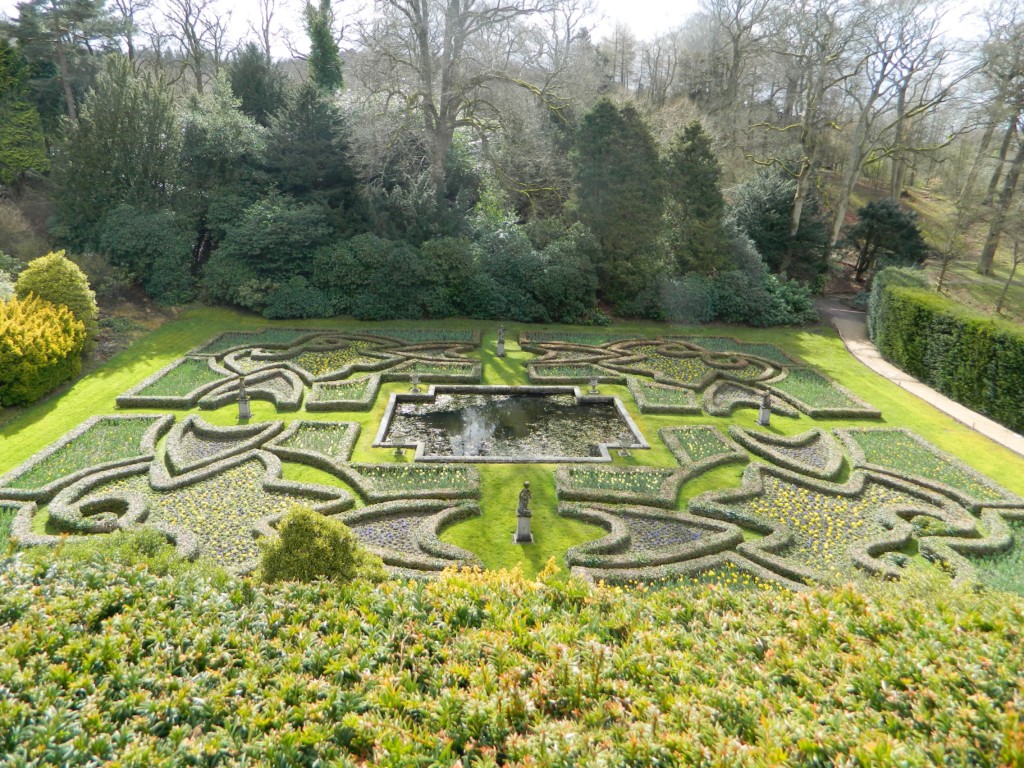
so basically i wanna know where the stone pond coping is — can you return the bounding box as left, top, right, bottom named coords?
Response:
left=372, top=385, right=651, bottom=463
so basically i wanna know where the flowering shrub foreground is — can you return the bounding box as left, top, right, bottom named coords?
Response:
left=0, top=558, right=1021, bottom=767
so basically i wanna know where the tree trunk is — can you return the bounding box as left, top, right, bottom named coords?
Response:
left=995, top=241, right=1020, bottom=314
left=957, top=121, right=994, bottom=206
left=984, top=117, right=1017, bottom=205
left=53, top=40, right=77, bottom=122
left=978, top=134, right=1024, bottom=275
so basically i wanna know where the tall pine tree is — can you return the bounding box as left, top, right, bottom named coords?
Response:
left=264, top=81, right=359, bottom=226
left=0, top=39, right=49, bottom=190
left=663, top=121, right=732, bottom=275
left=573, top=99, right=664, bottom=310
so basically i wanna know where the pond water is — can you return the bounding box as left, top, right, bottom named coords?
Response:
left=381, top=392, right=645, bottom=460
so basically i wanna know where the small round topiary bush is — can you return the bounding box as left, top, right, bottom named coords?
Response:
left=259, top=505, right=387, bottom=584
left=15, top=250, right=99, bottom=355
left=0, top=293, right=86, bottom=406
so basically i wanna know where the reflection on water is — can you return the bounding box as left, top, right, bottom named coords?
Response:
left=384, top=393, right=640, bottom=458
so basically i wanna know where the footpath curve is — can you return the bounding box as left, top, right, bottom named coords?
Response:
left=817, top=299, right=1024, bottom=460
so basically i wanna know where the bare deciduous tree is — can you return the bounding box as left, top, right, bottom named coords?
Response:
left=357, top=0, right=555, bottom=199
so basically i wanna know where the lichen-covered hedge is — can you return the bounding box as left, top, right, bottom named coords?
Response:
left=0, top=559, right=1022, bottom=766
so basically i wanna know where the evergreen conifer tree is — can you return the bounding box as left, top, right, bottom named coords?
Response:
left=304, top=0, right=343, bottom=91
left=573, top=99, right=664, bottom=309
left=664, top=121, right=731, bottom=275
left=0, top=39, right=49, bottom=190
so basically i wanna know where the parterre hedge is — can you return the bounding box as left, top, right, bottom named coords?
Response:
left=869, top=267, right=1024, bottom=433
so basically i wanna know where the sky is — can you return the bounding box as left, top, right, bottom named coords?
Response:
left=0, top=0, right=705, bottom=55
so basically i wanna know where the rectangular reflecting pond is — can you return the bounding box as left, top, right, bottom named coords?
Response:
left=375, top=386, right=649, bottom=462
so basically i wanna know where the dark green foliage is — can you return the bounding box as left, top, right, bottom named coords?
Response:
left=573, top=99, right=664, bottom=308
left=99, top=205, right=195, bottom=305
left=51, top=56, right=179, bottom=246
left=1, top=0, right=118, bottom=125
left=304, top=0, right=343, bottom=91
left=264, top=81, right=359, bottom=223
left=312, top=233, right=430, bottom=320
left=533, top=224, right=600, bottom=324
left=661, top=269, right=818, bottom=326
left=468, top=223, right=548, bottom=322
left=847, top=199, right=928, bottom=281
left=420, top=236, right=476, bottom=317
left=262, top=276, right=332, bottom=319
left=213, top=193, right=333, bottom=282
left=260, top=505, right=386, bottom=583
left=728, top=169, right=830, bottom=282
left=177, top=75, right=266, bottom=244
left=663, top=121, right=731, bottom=274
left=15, top=250, right=98, bottom=354
left=870, top=270, right=1024, bottom=433
left=0, top=39, right=48, bottom=188
left=228, top=43, right=288, bottom=127
left=365, top=171, right=470, bottom=246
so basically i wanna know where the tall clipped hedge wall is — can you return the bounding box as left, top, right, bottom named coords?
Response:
left=869, top=268, right=1024, bottom=434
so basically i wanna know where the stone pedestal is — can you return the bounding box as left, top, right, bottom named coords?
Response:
left=514, top=512, right=533, bottom=543
left=237, top=387, right=251, bottom=422
left=757, top=405, right=770, bottom=426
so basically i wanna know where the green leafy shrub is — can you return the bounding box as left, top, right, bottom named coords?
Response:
left=2, top=561, right=1020, bottom=765
left=869, top=271, right=1024, bottom=433
left=709, top=270, right=817, bottom=326
left=214, top=193, right=334, bottom=283
left=846, top=198, right=928, bottom=281
left=260, top=504, right=386, bottom=583
left=15, top=250, right=98, bottom=355
left=420, top=236, right=477, bottom=317
left=262, top=276, right=333, bottom=319
left=312, top=233, right=430, bottom=320
left=533, top=223, right=599, bottom=323
left=0, top=294, right=86, bottom=406
left=99, top=205, right=195, bottom=305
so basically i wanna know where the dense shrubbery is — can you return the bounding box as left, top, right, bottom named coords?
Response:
left=259, top=504, right=386, bottom=583
left=0, top=294, right=86, bottom=406
left=99, top=205, right=195, bottom=305
left=869, top=267, right=1024, bottom=433
left=0, top=556, right=1021, bottom=766
left=14, top=250, right=98, bottom=355
left=847, top=198, right=928, bottom=281
left=661, top=269, right=818, bottom=326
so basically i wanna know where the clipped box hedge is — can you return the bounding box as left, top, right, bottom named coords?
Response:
left=869, top=267, right=1024, bottom=434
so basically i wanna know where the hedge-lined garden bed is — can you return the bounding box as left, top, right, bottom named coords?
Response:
left=3, top=324, right=1024, bottom=593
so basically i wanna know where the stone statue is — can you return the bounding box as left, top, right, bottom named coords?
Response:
left=517, top=481, right=532, bottom=516
left=514, top=481, right=533, bottom=543
left=757, top=392, right=771, bottom=426
left=496, top=325, right=506, bottom=358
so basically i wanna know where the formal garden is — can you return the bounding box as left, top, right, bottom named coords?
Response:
left=3, top=312, right=1024, bottom=764
left=4, top=312, right=1023, bottom=595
